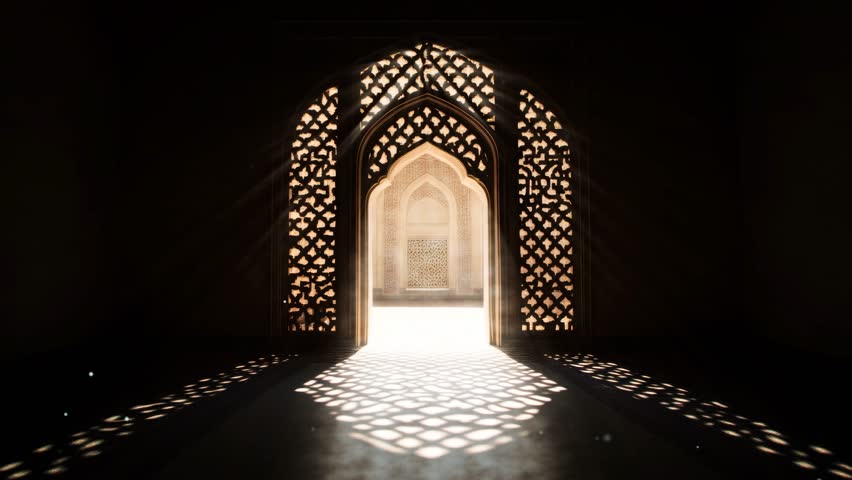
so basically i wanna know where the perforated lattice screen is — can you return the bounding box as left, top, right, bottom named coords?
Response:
left=283, top=46, right=581, bottom=337
left=517, top=90, right=575, bottom=332
left=360, top=43, right=495, bottom=130
left=287, top=87, right=339, bottom=332
left=407, top=239, right=450, bottom=288
left=366, top=103, right=489, bottom=185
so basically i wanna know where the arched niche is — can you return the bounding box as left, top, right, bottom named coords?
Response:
left=364, top=141, right=493, bottom=345
left=399, top=175, right=456, bottom=291
left=371, top=164, right=486, bottom=297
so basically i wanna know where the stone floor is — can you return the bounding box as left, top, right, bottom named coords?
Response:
left=3, top=311, right=849, bottom=479
left=143, top=346, right=720, bottom=480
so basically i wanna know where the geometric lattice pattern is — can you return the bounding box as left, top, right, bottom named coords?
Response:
left=517, top=89, right=574, bottom=332
left=360, top=43, right=495, bottom=130
left=366, top=103, right=489, bottom=184
left=288, top=87, right=339, bottom=332
left=407, top=239, right=449, bottom=288
left=280, top=42, right=586, bottom=339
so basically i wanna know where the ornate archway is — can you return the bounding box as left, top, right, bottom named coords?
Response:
left=274, top=41, right=588, bottom=346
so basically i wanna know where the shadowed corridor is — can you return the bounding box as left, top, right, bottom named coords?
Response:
left=7, top=7, right=852, bottom=480
left=1, top=309, right=848, bottom=480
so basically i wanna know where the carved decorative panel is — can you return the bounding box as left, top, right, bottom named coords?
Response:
left=366, top=104, right=489, bottom=184
left=517, top=90, right=575, bottom=332
left=381, top=156, right=472, bottom=294
left=287, top=87, right=338, bottom=332
left=407, top=239, right=449, bottom=288
left=410, top=184, right=449, bottom=208
left=360, top=43, right=495, bottom=130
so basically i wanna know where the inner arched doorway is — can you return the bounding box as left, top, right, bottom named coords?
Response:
left=354, top=94, right=502, bottom=348
left=366, top=144, right=490, bottom=350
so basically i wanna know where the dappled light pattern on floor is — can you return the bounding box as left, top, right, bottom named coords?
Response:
left=0, top=355, right=295, bottom=479
left=547, top=353, right=852, bottom=479
left=297, top=347, right=564, bottom=459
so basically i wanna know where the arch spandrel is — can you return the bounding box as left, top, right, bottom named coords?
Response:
left=361, top=98, right=493, bottom=190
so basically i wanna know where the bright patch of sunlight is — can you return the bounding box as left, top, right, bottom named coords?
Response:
left=368, top=307, right=488, bottom=352
left=296, top=341, right=565, bottom=459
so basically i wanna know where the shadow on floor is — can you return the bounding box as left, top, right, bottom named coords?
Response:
left=0, top=353, right=299, bottom=480
left=529, top=349, right=852, bottom=480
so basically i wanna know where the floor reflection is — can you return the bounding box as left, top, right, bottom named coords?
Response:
left=297, top=346, right=565, bottom=459
left=547, top=353, right=851, bottom=479
left=0, top=354, right=294, bottom=479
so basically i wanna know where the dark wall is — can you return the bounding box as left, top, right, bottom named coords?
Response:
left=579, top=16, right=741, bottom=336
left=738, top=3, right=852, bottom=355
left=6, top=6, right=757, bottom=357
left=5, top=3, right=121, bottom=356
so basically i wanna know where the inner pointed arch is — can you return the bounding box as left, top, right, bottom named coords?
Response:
left=371, top=143, right=488, bottom=208
left=362, top=97, right=494, bottom=188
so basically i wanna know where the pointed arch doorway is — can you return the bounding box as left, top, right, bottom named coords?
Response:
left=354, top=95, right=503, bottom=349
left=365, top=144, right=491, bottom=350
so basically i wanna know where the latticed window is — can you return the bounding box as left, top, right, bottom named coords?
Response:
left=365, top=103, right=490, bottom=183
left=360, top=43, right=495, bottom=129
left=287, top=88, right=339, bottom=332
left=517, top=90, right=574, bottom=331
left=282, top=43, right=581, bottom=336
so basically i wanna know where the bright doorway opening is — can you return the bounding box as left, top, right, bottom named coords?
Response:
left=366, top=144, right=490, bottom=351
